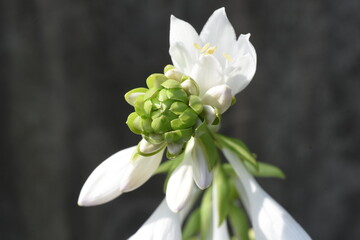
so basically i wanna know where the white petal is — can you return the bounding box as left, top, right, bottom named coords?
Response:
left=166, top=142, right=195, bottom=212
left=78, top=146, right=136, bottom=206
left=191, top=54, right=224, bottom=96
left=129, top=200, right=182, bottom=240
left=169, top=42, right=196, bottom=75
left=191, top=138, right=212, bottom=189
left=201, top=85, right=232, bottom=114
left=212, top=184, right=230, bottom=240
left=120, top=148, right=165, bottom=192
left=169, top=15, right=200, bottom=72
left=226, top=34, right=257, bottom=95
left=200, top=8, right=237, bottom=67
left=223, top=149, right=312, bottom=240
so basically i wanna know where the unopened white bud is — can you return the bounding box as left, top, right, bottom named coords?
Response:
left=201, top=85, right=232, bottom=114
left=165, top=68, right=183, bottom=82
left=202, top=105, right=217, bottom=125
left=138, top=139, right=165, bottom=155
left=180, top=79, right=199, bottom=96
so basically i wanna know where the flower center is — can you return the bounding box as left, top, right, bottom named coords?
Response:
left=193, top=42, right=217, bottom=55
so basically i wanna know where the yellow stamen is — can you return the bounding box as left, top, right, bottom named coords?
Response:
left=223, top=53, right=233, bottom=62
left=193, top=43, right=202, bottom=50
left=200, top=43, right=210, bottom=53
left=205, top=46, right=217, bottom=55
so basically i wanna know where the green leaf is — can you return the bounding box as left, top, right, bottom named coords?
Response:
left=216, top=134, right=258, bottom=169
left=183, top=208, right=201, bottom=239
left=146, top=73, right=167, bottom=88
left=228, top=204, right=250, bottom=240
left=244, top=161, right=286, bottom=179
left=195, top=122, right=219, bottom=170
left=200, top=187, right=212, bottom=240
left=214, top=164, right=230, bottom=226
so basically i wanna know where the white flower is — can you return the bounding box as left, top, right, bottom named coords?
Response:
left=78, top=145, right=164, bottom=206
left=223, top=148, right=312, bottom=240
left=128, top=200, right=182, bottom=240
left=166, top=137, right=212, bottom=212
left=169, top=7, right=257, bottom=97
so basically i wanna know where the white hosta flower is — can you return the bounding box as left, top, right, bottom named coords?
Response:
left=223, top=149, right=312, bottom=240
left=170, top=7, right=257, bottom=97
left=166, top=137, right=212, bottom=212
left=129, top=200, right=182, bottom=240
left=78, top=145, right=164, bottom=207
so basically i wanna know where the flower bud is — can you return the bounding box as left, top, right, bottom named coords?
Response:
left=201, top=85, right=232, bottom=114
left=165, top=68, right=183, bottom=82
left=180, top=77, right=199, bottom=96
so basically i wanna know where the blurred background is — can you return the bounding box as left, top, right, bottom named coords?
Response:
left=1, top=0, right=359, bottom=239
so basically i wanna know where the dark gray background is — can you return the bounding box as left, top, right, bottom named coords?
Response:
left=1, top=0, right=359, bottom=239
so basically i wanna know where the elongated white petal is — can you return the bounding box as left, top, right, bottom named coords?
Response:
left=191, top=54, right=224, bottom=96
left=78, top=146, right=136, bottom=206
left=120, top=148, right=165, bottom=192
left=169, top=42, right=196, bottom=75
left=191, top=138, right=212, bottom=189
left=129, top=200, right=182, bottom=240
left=200, top=7, right=237, bottom=67
left=170, top=15, right=200, bottom=71
left=166, top=142, right=195, bottom=212
left=226, top=34, right=257, bottom=95
left=223, top=149, right=312, bottom=240
left=212, top=184, right=230, bottom=240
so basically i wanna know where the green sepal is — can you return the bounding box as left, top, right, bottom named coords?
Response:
left=214, top=164, right=230, bottom=226
left=134, top=95, right=147, bottom=118
left=189, top=95, right=203, bottom=114
left=140, top=118, right=153, bottom=134
left=183, top=208, right=201, bottom=239
left=124, top=88, right=147, bottom=106
left=169, top=101, right=188, bottom=115
left=162, top=153, right=184, bottom=192
left=151, top=115, right=171, bottom=133
left=164, top=128, right=192, bottom=144
left=136, top=141, right=166, bottom=157
left=166, top=88, right=188, bottom=103
left=228, top=204, right=250, bottom=240
left=200, top=187, right=212, bottom=240
left=146, top=73, right=167, bottom=88
left=126, top=112, right=142, bottom=135
left=244, top=161, right=286, bottom=179
left=170, top=118, right=192, bottom=130
left=143, top=87, right=159, bottom=101
left=142, top=133, right=164, bottom=145
left=195, top=122, right=219, bottom=170
left=161, top=79, right=181, bottom=89
left=179, top=108, right=198, bottom=126
left=143, top=99, right=153, bottom=116
left=163, top=64, right=175, bottom=74
left=216, top=134, right=258, bottom=169
left=158, top=89, right=169, bottom=102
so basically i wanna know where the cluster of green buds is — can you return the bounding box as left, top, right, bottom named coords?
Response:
left=125, top=65, right=220, bottom=156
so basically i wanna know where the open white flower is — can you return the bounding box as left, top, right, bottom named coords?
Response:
left=129, top=200, right=182, bottom=240
left=223, top=148, right=312, bottom=240
left=78, top=145, right=164, bottom=206
left=169, top=7, right=257, bottom=97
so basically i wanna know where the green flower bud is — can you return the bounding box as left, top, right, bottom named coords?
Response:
left=124, top=88, right=147, bottom=106
left=126, top=112, right=142, bottom=135
left=163, top=64, right=175, bottom=74
left=146, top=74, right=167, bottom=88
left=125, top=65, right=215, bottom=156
